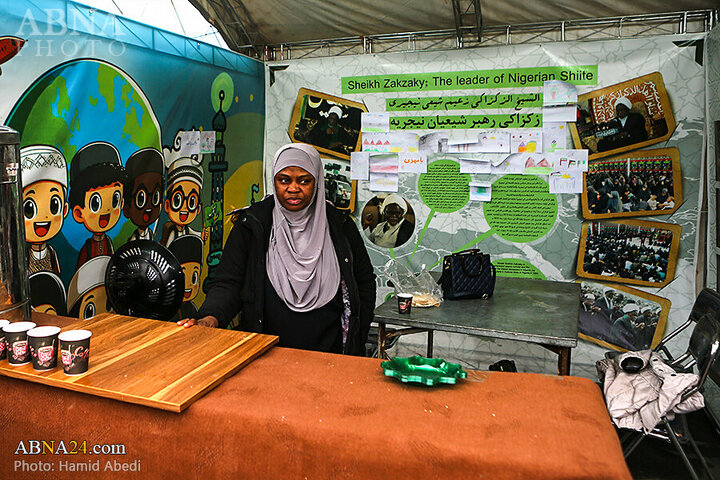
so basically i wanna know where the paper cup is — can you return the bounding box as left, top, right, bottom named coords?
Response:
left=0, top=320, right=10, bottom=360
left=397, top=294, right=413, bottom=314
left=59, top=330, right=92, bottom=376
left=3, top=321, right=37, bottom=365
left=27, top=326, right=61, bottom=371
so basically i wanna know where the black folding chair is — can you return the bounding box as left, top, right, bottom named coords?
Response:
left=620, top=312, right=720, bottom=480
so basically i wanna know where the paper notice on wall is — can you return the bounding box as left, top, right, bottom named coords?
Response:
left=477, top=131, right=510, bottom=152
left=543, top=80, right=578, bottom=105
left=398, top=152, right=427, bottom=173
left=350, top=151, right=370, bottom=180
left=469, top=181, right=492, bottom=201
left=549, top=171, right=583, bottom=193
left=369, top=172, right=399, bottom=192
left=418, top=132, right=449, bottom=153
left=362, top=132, right=418, bottom=153
left=542, top=122, right=568, bottom=153
left=369, top=154, right=399, bottom=174
left=542, top=105, right=577, bottom=122
left=199, top=131, right=216, bottom=153
left=361, top=112, right=390, bottom=132
left=447, top=142, right=484, bottom=153
left=550, top=149, right=589, bottom=171
left=178, top=130, right=201, bottom=156
left=459, top=158, right=491, bottom=174
left=510, top=130, right=543, bottom=153
left=509, top=152, right=552, bottom=175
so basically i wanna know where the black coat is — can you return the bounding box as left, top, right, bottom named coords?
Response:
left=197, top=196, right=377, bottom=356
left=597, top=112, right=648, bottom=152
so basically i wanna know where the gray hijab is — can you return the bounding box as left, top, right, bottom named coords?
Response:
left=266, top=143, right=341, bottom=312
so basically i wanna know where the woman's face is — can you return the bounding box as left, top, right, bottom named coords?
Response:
left=274, top=166, right=316, bottom=211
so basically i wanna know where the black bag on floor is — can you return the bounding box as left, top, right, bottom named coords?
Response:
left=439, top=249, right=496, bottom=300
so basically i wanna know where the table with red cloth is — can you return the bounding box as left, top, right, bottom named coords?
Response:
left=0, top=313, right=631, bottom=480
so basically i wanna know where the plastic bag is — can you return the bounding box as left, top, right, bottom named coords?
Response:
left=382, top=259, right=443, bottom=307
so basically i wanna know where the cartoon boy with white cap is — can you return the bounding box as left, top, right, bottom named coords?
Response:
left=161, top=156, right=203, bottom=247
left=20, top=145, right=69, bottom=276
left=66, top=255, right=111, bottom=320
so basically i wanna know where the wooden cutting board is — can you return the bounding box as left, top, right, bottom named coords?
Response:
left=0, top=313, right=278, bottom=412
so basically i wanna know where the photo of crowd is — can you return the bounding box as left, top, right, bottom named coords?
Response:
left=570, top=72, right=675, bottom=160
left=579, top=281, right=668, bottom=351
left=583, top=148, right=681, bottom=218
left=577, top=220, right=680, bottom=287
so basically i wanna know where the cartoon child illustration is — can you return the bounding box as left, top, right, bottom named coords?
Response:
left=168, top=234, right=203, bottom=321
left=69, top=142, right=127, bottom=270
left=29, top=271, right=67, bottom=316
left=66, top=255, right=111, bottom=320
left=20, top=145, right=69, bottom=276
left=161, top=157, right=203, bottom=247
left=123, top=148, right=164, bottom=242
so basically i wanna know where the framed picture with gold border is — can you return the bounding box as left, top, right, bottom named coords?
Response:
left=577, top=219, right=681, bottom=288
left=570, top=72, right=675, bottom=161
left=288, top=88, right=367, bottom=160
left=582, top=147, right=682, bottom=219
left=578, top=280, right=670, bottom=352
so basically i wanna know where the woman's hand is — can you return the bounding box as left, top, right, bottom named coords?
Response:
left=177, top=316, right=219, bottom=328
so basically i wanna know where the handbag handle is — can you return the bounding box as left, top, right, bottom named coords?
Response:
left=459, top=251, right=485, bottom=278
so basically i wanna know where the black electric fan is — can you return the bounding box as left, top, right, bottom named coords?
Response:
left=105, top=240, right=185, bottom=321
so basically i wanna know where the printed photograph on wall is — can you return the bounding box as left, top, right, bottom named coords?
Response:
left=361, top=194, right=415, bottom=249
left=321, top=156, right=356, bottom=211
left=582, top=147, right=682, bottom=219
left=576, top=219, right=681, bottom=288
left=579, top=280, right=669, bottom=352
left=570, top=72, right=675, bottom=160
left=288, top=88, right=367, bottom=159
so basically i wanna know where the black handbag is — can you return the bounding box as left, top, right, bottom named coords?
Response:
left=439, top=249, right=496, bottom=300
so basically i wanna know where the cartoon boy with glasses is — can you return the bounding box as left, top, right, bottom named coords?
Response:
left=123, top=148, right=164, bottom=242
left=69, top=142, right=128, bottom=270
left=161, top=157, right=203, bottom=247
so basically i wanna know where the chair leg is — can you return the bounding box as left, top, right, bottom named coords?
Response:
left=680, top=416, right=716, bottom=480
left=622, top=431, right=646, bottom=458
left=662, top=417, right=702, bottom=480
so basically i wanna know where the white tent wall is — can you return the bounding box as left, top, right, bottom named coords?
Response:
left=264, top=35, right=706, bottom=377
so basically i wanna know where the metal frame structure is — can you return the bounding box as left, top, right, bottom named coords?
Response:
left=263, top=9, right=717, bottom=61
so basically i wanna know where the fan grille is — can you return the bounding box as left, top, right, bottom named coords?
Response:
left=105, top=240, right=186, bottom=321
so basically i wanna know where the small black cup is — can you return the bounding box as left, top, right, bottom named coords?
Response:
left=0, top=320, right=9, bottom=360
left=3, top=321, right=37, bottom=366
left=397, top=294, right=413, bottom=314
left=59, top=330, right=92, bottom=376
left=28, top=326, right=61, bottom=371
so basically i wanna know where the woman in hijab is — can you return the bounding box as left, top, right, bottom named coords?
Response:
left=367, top=194, right=414, bottom=248
left=178, top=143, right=376, bottom=355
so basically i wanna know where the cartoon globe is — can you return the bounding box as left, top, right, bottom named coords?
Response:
left=6, top=59, right=162, bottom=285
